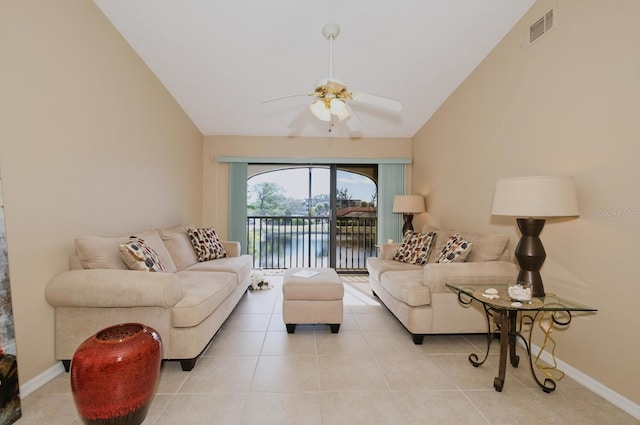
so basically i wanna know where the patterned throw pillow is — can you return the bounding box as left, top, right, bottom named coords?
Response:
left=393, top=231, right=436, bottom=265
left=119, top=237, right=166, bottom=272
left=186, top=227, right=228, bottom=262
left=436, top=233, right=472, bottom=263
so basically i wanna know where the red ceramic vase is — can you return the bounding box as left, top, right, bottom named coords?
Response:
left=70, top=323, right=162, bottom=425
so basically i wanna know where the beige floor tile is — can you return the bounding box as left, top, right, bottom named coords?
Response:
left=222, top=313, right=272, bottom=332
left=318, top=354, right=388, bottom=391
left=251, top=355, right=319, bottom=392
left=156, top=361, right=190, bottom=393
left=154, top=393, right=247, bottom=425
left=416, top=334, right=480, bottom=355
left=535, top=388, right=640, bottom=425
left=179, top=356, right=258, bottom=393
left=362, top=330, right=425, bottom=357
left=261, top=330, right=317, bottom=356
left=464, top=388, right=568, bottom=425
left=17, top=394, right=79, bottom=425
left=354, top=312, right=404, bottom=332
left=240, top=393, right=322, bottom=425
left=430, top=353, right=528, bottom=391
left=204, top=331, right=266, bottom=357
left=375, top=352, right=457, bottom=391
left=320, top=391, right=406, bottom=425
left=315, top=331, right=371, bottom=356
left=336, top=313, right=359, bottom=331
left=393, top=390, right=490, bottom=425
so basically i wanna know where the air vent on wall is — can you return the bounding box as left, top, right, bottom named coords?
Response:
left=529, top=9, right=554, bottom=44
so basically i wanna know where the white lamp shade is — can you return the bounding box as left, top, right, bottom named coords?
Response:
left=491, top=175, right=579, bottom=218
left=392, top=195, right=425, bottom=214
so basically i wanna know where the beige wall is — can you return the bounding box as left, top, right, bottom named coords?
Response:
left=0, top=1, right=203, bottom=383
left=203, top=136, right=412, bottom=238
left=413, top=0, right=640, bottom=404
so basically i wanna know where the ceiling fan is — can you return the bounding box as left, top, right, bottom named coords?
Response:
left=262, top=23, right=403, bottom=134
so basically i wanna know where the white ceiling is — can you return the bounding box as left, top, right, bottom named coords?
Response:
left=93, top=0, right=535, bottom=138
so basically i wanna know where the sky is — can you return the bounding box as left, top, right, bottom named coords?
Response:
left=248, top=168, right=376, bottom=204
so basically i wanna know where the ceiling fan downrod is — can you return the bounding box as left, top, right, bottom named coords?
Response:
left=322, top=23, right=340, bottom=79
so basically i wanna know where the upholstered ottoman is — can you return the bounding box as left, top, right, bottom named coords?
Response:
left=282, top=268, right=344, bottom=333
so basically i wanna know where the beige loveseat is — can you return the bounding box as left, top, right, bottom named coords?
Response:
left=366, top=225, right=519, bottom=344
left=45, top=225, right=252, bottom=371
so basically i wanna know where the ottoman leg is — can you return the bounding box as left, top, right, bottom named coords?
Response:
left=330, top=324, right=340, bottom=333
left=286, top=324, right=296, bottom=334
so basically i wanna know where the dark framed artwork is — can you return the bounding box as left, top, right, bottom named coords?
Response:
left=0, top=172, right=21, bottom=424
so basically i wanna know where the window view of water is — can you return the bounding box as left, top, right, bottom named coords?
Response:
left=246, top=165, right=378, bottom=272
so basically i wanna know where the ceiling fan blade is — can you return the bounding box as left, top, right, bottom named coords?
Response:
left=287, top=107, right=312, bottom=129
left=352, top=92, right=403, bottom=112
left=261, top=93, right=309, bottom=103
left=343, top=103, right=363, bottom=133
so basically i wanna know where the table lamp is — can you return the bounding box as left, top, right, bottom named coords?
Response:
left=393, top=195, right=425, bottom=235
left=491, top=175, right=579, bottom=297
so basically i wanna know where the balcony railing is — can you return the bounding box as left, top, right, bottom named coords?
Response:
left=247, top=215, right=377, bottom=272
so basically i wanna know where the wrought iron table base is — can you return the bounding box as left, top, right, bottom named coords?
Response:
left=460, top=296, right=563, bottom=393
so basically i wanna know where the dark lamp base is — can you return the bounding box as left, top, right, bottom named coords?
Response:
left=515, top=218, right=547, bottom=297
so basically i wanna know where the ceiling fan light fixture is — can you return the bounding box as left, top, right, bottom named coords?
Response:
left=310, top=100, right=331, bottom=122
left=329, top=98, right=346, bottom=114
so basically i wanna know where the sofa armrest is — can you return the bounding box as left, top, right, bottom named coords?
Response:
left=45, top=269, right=182, bottom=308
left=221, top=241, right=241, bottom=257
left=379, top=243, right=400, bottom=260
left=422, top=261, right=519, bottom=294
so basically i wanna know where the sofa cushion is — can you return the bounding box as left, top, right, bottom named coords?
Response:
left=420, top=226, right=455, bottom=263
left=159, top=225, right=199, bottom=270
left=421, top=225, right=510, bottom=263
left=75, top=235, right=130, bottom=270
left=172, top=271, right=237, bottom=327
left=393, top=231, right=436, bottom=265
left=436, top=233, right=472, bottom=263
left=119, top=237, right=166, bottom=272
left=458, top=231, right=510, bottom=262
left=186, top=227, right=228, bottom=261
left=134, top=229, right=178, bottom=273
left=380, top=270, right=431, bottom=306
left=183, top=255, right=252, bottom=288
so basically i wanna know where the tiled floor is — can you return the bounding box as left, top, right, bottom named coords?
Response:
left=18, top=275, right=638, bottom=425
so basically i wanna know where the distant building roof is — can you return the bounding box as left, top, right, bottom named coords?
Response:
left=336, top=207, right=377, bottom=218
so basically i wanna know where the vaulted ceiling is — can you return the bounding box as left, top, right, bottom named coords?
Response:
left=93, top=0, right=535, bottom=138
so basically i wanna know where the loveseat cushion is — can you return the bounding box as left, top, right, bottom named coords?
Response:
left=380, top=270, right=431, bottom=306
left=366, top=257, right=422, bottom=282
left=159, top=225, right=199, bottom=270
left=172, top=271, right=237, bottom=328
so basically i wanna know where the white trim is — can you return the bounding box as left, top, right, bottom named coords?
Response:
left=215, top=156, right=411, bottom=164
left=19, top=362, right=65, bottom=398
left=531, top=343, right=640, bottom=420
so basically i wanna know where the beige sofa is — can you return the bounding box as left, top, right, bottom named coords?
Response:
left=366, top=225, right=519, bottom=344
left=45, top=225, right=252, bottom=371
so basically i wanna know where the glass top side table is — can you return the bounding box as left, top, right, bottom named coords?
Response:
left=446, top=283, right=597, bottom=393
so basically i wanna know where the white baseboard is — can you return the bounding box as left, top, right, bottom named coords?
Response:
left=19, top=362, right=65, bottom=399
left=531, top=342, right=639, bottom=420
